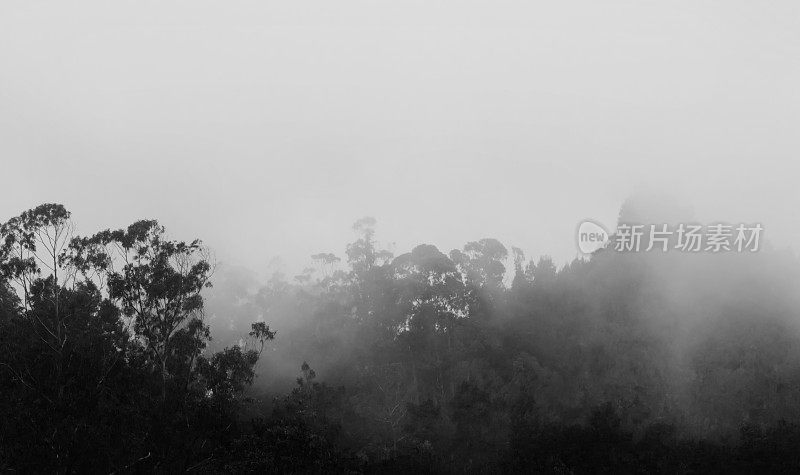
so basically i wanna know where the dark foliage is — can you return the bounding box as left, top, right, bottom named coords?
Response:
left=3, top=204, right=800, bottom=473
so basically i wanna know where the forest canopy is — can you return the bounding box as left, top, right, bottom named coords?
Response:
left=2, top=202, right=800, bottom=473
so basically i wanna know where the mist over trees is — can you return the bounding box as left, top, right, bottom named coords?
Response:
left=2, top=202, right=800, bottom=473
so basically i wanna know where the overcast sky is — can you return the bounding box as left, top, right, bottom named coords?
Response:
left=2, top=1, right=798, bottom=276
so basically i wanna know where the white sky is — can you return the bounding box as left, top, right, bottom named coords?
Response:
left=2, top=1, right=799, bottom=275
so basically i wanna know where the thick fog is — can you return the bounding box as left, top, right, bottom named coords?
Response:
left=6, top=3, right=800, bottom=472
left=2, top=1, right=798, bottom=276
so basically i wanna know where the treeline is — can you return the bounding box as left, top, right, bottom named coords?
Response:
left=2, top=205, right=800, bottom=473
left=0, top=205, right=279, bottom=472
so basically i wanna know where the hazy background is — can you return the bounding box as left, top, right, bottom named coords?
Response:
left=2, top=0, right=798, bottom=275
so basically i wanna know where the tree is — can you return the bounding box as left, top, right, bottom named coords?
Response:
left=68, top=220, right=214, bottom=401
